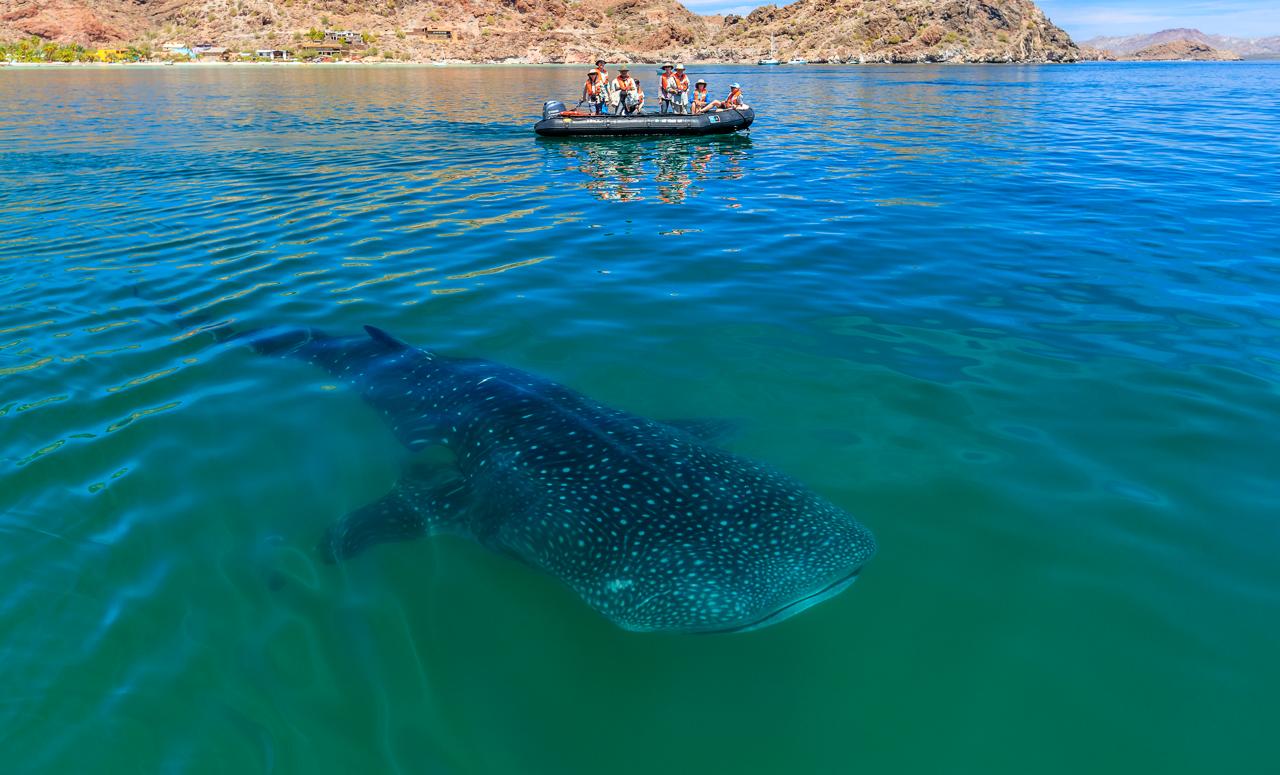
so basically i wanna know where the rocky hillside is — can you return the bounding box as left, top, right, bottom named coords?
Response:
left=0, top=0, right=718, bottom=62
left=1, top=1, right=141, bottom=43
left=0, top=0, right=1078, bottom=63
left=1119, top=40, right=1243, bottom=62
left=710, top=0, right=1076, bottom=63
left=1083, top=28, right=1280, bottom=57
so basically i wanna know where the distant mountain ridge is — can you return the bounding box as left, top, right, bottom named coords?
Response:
left=0, top=0, right=1079, bottom=63
left=1083, top=28, right=1280, bottom=56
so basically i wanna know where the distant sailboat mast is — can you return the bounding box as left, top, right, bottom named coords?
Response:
left=759, top=33, right=781, bottom=65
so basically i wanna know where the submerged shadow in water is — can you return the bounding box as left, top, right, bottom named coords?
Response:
left=539, top=135, right=752, bottom=203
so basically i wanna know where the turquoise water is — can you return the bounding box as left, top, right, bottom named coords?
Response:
left=2, top=63, right=1278, bottom=772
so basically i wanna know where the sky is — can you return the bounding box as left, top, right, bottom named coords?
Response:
left=680, top=0, right=1280, bottom=40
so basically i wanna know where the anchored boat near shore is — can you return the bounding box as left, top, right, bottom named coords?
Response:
left=535, top=101, right=753, bottom=137
left=759, top=34, right=781, bottom=66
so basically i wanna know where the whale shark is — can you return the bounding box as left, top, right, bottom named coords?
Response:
left=248, top=324, right=876, bottom=633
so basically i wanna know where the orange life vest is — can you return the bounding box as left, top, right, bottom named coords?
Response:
left=672, top=73, right=690, bottom=91
left=584, top=78, right=603, bottom=98
left=614, top=76, right=637, bottom=93
left=723, top=88, right=742, bottom=107
left=692, top=87, right=709, bottom=106
left=595, top=66, right=608, bottom=82
left=660, top=72, right=674, bottom=91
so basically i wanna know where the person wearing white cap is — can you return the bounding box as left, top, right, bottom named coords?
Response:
left=707, top=82, right=748, bottom=112
left=669, top=64, right=691, bottom=114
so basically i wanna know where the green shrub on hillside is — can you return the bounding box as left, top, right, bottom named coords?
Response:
left=0, top=36, right=94, bottom=63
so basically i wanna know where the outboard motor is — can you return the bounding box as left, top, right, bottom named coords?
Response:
left=542, top=100, right=567, bottom=120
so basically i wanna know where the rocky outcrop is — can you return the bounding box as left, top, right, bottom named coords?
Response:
left=710, top=0, right=1077, bottom=63
left=0, top=0, right=1079, bottom=63
left=1075, top=45, right=1114, bottom=61
left=1, top=2, right=134, bottom=44
left=1119, top=40, right=1242, bottom=62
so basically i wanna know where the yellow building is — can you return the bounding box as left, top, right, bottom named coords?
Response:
left=94, top=49, right=128, bottom=63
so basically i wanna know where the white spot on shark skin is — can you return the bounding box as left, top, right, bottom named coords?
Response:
left=606, top=579, right=634, bottom=593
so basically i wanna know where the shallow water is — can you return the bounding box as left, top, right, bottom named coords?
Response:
left=1, top=62, right=1278, bottom=773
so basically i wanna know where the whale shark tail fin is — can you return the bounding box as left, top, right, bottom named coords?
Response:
left=244, top=326, right=332, bottom=357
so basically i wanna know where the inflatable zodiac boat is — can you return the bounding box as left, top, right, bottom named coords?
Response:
left=535, top=101, right=754, bottom=137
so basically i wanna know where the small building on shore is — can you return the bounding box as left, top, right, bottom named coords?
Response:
left=414, top=27, right=457, bottom=41
left=255, top=49, right=292, bottom=61
left=160, top=41, right=196, bottom=59
left=323, top=30, right=361, bottom=45
left=298, top=42, right=346, bottom=59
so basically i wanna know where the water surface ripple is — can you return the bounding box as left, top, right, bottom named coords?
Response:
left=1, top=63, right=1278, bottom=774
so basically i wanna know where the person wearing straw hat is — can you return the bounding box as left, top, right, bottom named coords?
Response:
left=658, top=63, right=675, bottom=114
left=593, top=59, right=610, bottom=112
left=669, top=64, right=691, bottom=114
left=582, top=69, right=607, bottom=114
left=691, top=78, right=711, bottom=113
left=610, top=65, right=641, bottom=115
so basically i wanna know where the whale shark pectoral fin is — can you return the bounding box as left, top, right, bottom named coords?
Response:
left=318, top=474, right=469, bottom=564
left=662, top=418, right=741, bottom=444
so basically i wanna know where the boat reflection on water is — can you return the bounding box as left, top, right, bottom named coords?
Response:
left=540, top=135, right=752, bottom=203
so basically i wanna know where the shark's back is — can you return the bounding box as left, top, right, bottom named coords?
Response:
left=255, top=325, right=876, bottom=633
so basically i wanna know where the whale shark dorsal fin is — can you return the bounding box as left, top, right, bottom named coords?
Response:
left=364, top=325, right=408, bottom=350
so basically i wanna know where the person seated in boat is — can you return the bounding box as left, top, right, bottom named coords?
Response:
left=707, top=83, right=748, bottom=112
left=691, top=78, right=710, bottom=113
left=582, top=69, right=606, bottom=115
left=669, top=64, right=691, bottom=114
left=659, top=64, right=675, bottom=114
left=611, top=67, right=642, bottom=115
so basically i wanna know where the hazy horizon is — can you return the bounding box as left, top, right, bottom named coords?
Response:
left=680, top=0, right=1279, bottom=40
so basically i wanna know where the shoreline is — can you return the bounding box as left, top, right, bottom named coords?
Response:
left=2, top=59, right=1266, bottom=70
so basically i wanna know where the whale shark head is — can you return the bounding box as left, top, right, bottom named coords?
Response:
left=557, top=471, right=878, bottom=634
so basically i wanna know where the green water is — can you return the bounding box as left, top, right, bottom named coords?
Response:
left=1, top=64, right=1278, bottom=773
